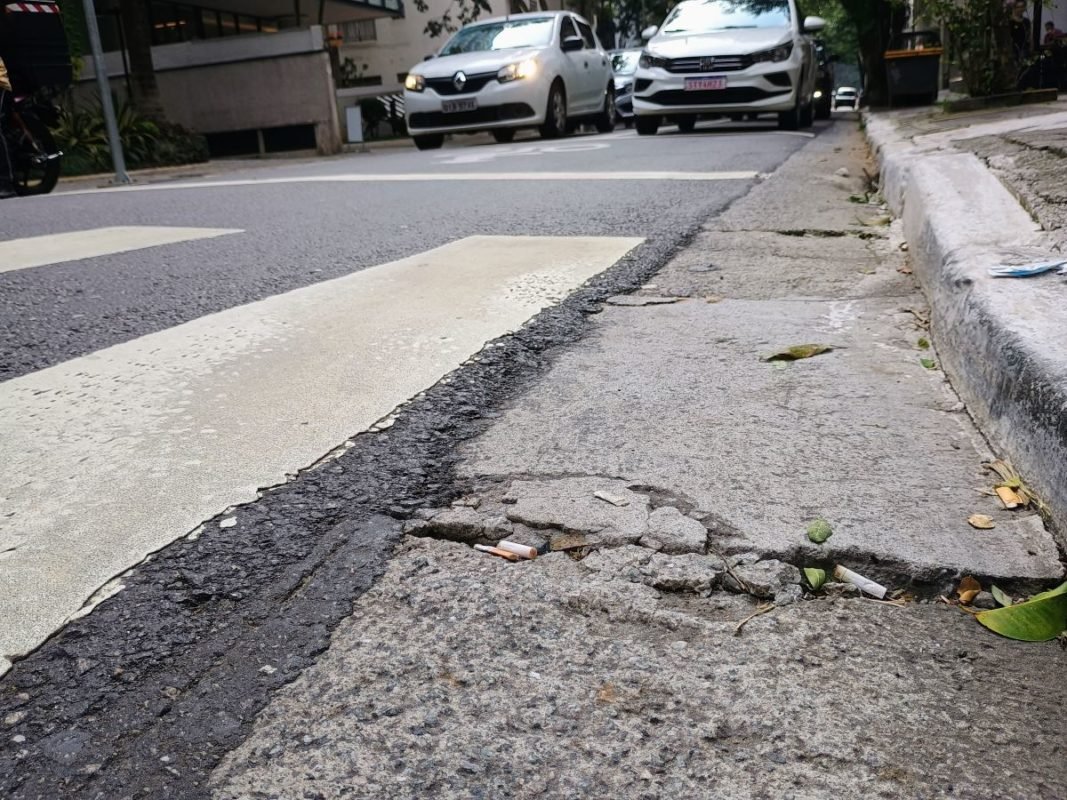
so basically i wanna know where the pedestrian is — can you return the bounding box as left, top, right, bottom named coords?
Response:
left=1010, top=0, right=1033, bottom=62
left=1044, top=20, right=1064, bottom=45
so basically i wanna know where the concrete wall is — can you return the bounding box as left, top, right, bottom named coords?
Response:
left=81, top=27, right=342, bottom=153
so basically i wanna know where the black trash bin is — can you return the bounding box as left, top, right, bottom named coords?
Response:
left=885, top=30, right=942, bottom=107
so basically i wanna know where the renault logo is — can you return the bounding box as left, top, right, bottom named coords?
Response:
left=453, top=71, right=467, bottom=91
left=700, top=57, right=716, bottom=71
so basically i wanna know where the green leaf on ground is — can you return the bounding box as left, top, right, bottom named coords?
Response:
left=917, top=337, right=930, bottom=350
left=806, top=518, right=833, bottom=544
left=977, top=582, right=1067, bottom=641
left=803, top=567, right=827, bottom=590
left=762, top=344, right=833, bottom=362
left=920, top=357, right=937, bottom=369
left=991, top=585, right=1013, bottom=608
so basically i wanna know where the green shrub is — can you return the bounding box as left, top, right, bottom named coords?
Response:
left=54, top=98, right=208, bottom=176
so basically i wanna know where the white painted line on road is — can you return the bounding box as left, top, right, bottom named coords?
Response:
left=0, top=234, right=643, bottom=674
left=54, top=171, right=759, bottom=196
left=0, top=226, right=243, bottom=274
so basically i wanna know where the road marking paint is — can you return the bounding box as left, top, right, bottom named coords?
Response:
left=0, top=226, right=242, bottom=274
left=0, top=234, right=643, bottom=672
left=53, top=171, right=759, bottom=197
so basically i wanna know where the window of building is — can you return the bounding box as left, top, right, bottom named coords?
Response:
left=341, top=19, right=377, bottom=42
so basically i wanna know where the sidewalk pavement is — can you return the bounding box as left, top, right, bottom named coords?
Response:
left=865, top=99, right=1067, bottom=542
left=208, top=121, right=1067, bottom=799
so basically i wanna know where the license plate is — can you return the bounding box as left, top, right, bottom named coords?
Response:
left=442, top=98, right=478, bottom=113
left=684, top=77, right=727, bottom=91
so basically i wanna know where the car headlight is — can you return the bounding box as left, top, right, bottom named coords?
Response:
left=498, top=58, right=538, bottom=82
left=638, top=51, right=668, bottom=69
left=752, top=42, right=793, bottom=63
left=404, top=73, right=425, bottom=92
left=814, top=89, right=823, bottom=98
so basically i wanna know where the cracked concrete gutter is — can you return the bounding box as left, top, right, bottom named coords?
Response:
left=866, top=103, right=1067, bottom=543
left=210, top=121, right=1067, bottom=800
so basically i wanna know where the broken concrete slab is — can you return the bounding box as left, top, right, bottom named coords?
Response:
left=640, top=506, right=708, bottom=554
left=642, top=552, right=722, bottom=593
left=503, top=477, right=650, bottom=548
left=212, top=536, right=1067, bottom=800
left=723, top=558, right=802, bottom=601
left=404, top=506, right=513, bottom=544
left=461, top=297, right=1063, bottom=585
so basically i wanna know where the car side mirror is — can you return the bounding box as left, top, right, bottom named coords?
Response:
left=423, top=54, right=435, bottom=60
left=641, top=25, right=658, bottom=40
left=562, top=35, right=584, bottom=52
left=803, top=15, right=826, bottom=33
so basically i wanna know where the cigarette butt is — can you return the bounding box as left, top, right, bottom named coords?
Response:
left=833, top=565, right=888, bottom=599
left=473, top=544, right=520, bottom=562
left=496, top=540, right=537, bottom=560
left=995, top=486, right=1021, bottom=509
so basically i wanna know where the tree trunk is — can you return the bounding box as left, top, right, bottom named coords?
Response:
left=838, top=0, right=907, bottom=107
left=118, top=0, right=166, bottom=122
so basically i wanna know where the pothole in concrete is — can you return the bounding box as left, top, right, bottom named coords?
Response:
left=405, top=476, right=822, bottom=607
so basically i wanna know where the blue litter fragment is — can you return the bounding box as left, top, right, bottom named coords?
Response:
left=988, top=259, right=1067, bottom=278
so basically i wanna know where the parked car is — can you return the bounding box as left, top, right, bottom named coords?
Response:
left=631, top=0, right=825, bottom=134
left=813, top=40, right=833, bottom=119
left=611, top=49, right=641, bottom=125
left=403, top=11, right=616, bottom=150
left=833, top=86, right=859, bottom=109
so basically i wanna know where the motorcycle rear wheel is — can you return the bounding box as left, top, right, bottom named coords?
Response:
left=9, top=111, right=61, bottom=196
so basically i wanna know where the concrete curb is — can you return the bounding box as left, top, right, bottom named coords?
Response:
left=866, top=112, right=1067, bottom=545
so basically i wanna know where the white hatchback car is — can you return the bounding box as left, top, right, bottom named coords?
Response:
left=403, top=11, right=616, bottom=150
left=632, top=0, right=825, bottom=133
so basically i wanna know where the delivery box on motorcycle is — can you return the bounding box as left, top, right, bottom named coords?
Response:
left=1, top=1, right=73, bottom=93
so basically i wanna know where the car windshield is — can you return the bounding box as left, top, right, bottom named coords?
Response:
left=611, top=51, right=641, bottom=74
left=661, top=0, right=791, bottom=34
left=439, top=18, right=555, bottom=54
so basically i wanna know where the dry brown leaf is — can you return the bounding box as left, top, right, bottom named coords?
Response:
left=957, top=575, right=982, bottom=605
left=968, top=514, right=996, bottom=530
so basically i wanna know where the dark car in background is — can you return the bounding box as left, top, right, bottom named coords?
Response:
left=813, top=40, right=833, bottom=119
left=611, top=49, right=641, bottom=126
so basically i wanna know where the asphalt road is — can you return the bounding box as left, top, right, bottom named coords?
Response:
left=0, top=123, right=810, bottom=378
left=0, top=118, right=824, bottom=799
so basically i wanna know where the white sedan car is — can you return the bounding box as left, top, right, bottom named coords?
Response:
left=632, top=0, right=825, bottom=133
left=403, top=11, right=616, bottom=150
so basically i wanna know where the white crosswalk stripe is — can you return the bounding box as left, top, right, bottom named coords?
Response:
left=0, top=233, right=642, bottom=675
left=0, top=226, right=242, bottom=274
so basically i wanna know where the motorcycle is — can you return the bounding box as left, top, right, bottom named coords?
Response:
left=3, top=93, right=62, bottom=196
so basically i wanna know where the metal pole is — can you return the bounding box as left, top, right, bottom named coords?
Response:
left=80, top=0, right=130, bottom=184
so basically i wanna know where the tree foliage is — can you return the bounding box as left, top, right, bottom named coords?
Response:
left=924, top=0, right=1015, bottom=96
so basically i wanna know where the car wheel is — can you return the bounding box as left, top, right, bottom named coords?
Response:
left=800, top=93, right=814, bottom=128
left=635, top=115, right=660, bottom=136
left=492, top=128, right=516, bottom=144
left=539, top=82, right=567, bottom=139
left=676, top=115, right=697, bottom=133
left=777, top=93, right=801, bottom=131
left=594, top=86, right=617, bottom=133
left=413, top=134, right=444, bottom=150
left=624, top=118, right=634, bottom=129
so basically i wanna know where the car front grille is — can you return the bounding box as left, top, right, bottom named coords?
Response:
left=425, top=72, right=498, bottom=96
left=665, top=55, right=752, bottom=73
left=409, top=103, right=536, bottom=128
left=643, top=87, right=789, bottom=105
